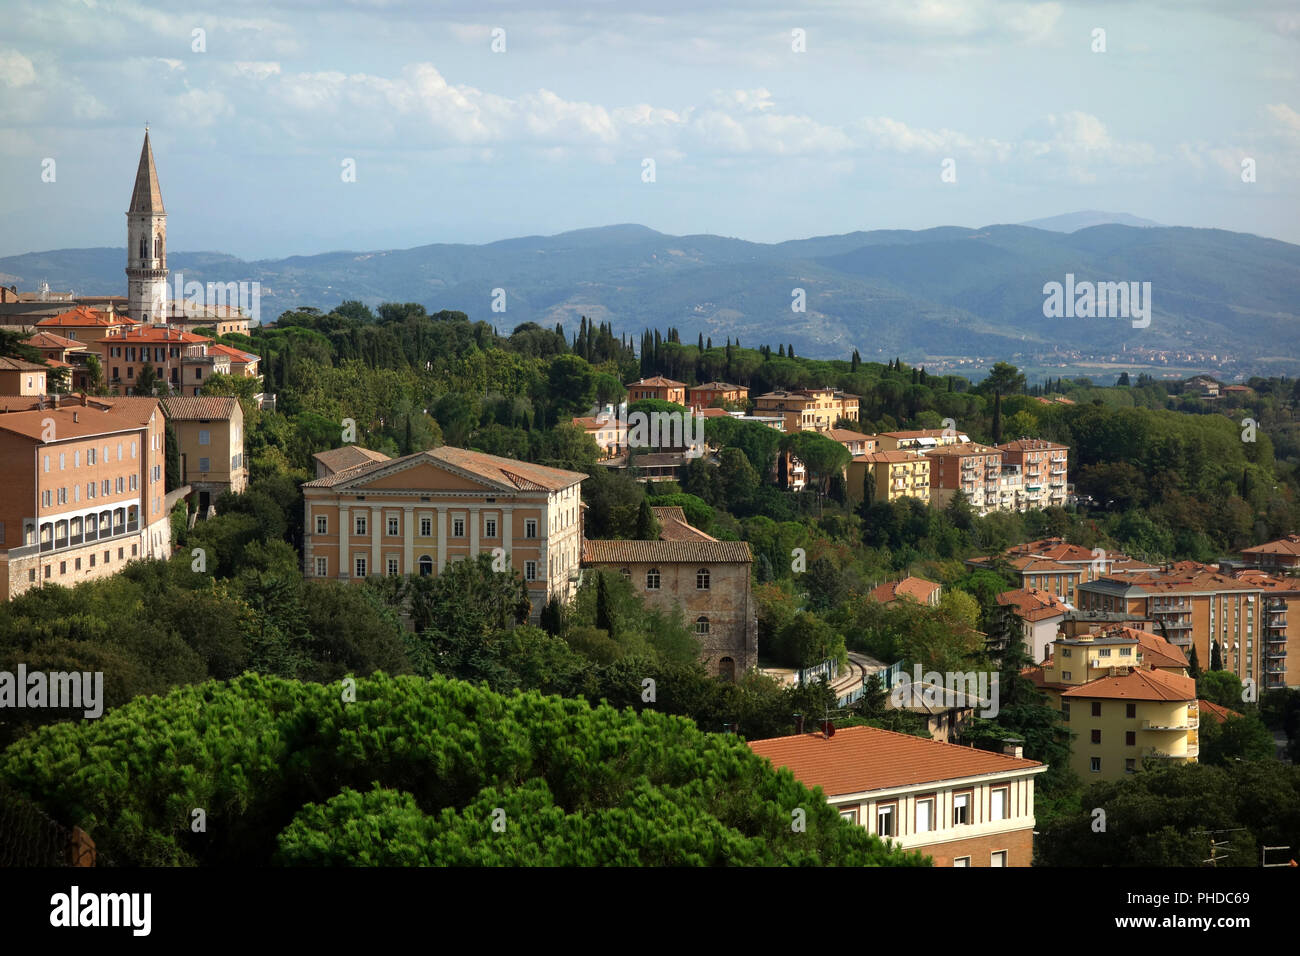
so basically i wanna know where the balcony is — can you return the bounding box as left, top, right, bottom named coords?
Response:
left=1143, top=717, right=1198, bottom=731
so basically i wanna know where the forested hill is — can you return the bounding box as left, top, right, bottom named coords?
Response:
left=4, top=221, right=1300, bottom=372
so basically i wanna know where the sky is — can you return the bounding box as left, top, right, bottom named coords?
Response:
left=1, top=0, right=1298, bottom=260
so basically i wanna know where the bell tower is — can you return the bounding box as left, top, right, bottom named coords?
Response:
left=125, top=128, right=168, bottom=324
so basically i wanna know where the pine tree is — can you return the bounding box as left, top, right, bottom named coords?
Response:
left=596, top=571, right=616, bottom=637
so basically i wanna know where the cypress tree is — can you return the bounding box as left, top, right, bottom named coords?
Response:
left=992, top=391, right=1003, bottom=444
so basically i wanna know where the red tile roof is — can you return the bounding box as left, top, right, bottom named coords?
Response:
left=1060, top=665, right=1195, bottom=702
left=1198, top=700, right=1241, bottom=724
left=161, top=396, right=241, bottom=421
left=37, top=306, right=136, bottom=327
left=747, top=725, right=1043, bottom=797
left=626, top=376, right=688, bottom=388
left=583, top=538, right=751, bottom=564
left=651, top=506, right=717, bottom=542
left=303, top=445, right=587, bottom=492
left=871, top=576, right=941, bottom=604
left=997, top=587, right=1070, bottom=622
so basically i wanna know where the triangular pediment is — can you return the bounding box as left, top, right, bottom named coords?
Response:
left=340, top=455, right=513, bottom=494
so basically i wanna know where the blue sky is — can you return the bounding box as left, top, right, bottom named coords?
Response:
left=1, top=0, right=1297, bottom=259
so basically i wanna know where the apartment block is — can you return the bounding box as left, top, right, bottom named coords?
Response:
left=997, top=438, right=1069, bottom=510
left=1027, top=630, right=1197, bottom=781
left=752, top=387, right=860, bottom=432
left=302, top=445, right=587, bottom=617
left=1076, top=561, right=1300, bottom=690
left=876, top=429, right=970, bottom=452
left=846, top=450, right=930, bottom=507
left=925, top=442, right=1003, bottom=514
left=92, top=325, right=222, bottom=395
left=749, top=726, right=1046, bottom=866
left=0, top=394, right=171, bottom=599
left=1240, top=534, right=1300, bottom=574
left=968, top=539, right=1159, bottom=605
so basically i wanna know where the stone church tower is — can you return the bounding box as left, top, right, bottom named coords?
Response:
left=125, top=129, right=168, bottom=323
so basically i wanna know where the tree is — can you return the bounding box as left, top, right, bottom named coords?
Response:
left=132, top=363, right=164, bottom=396
left=978, top=362, right=1026, bottom=397
left=991, top=391, right=1002, bottom=444
left=635, top=499, right=661, bottom=540
left=595, top=570, right=616, bottom=637
left=165, top=422, right=181, bottom=491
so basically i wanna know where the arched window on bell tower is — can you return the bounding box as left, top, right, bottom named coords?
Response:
left=139, top=236, right=147, bottom=259
left=155, top=234, right=163, bottom=258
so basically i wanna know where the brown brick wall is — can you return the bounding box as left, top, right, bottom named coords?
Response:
left=919, top=827, right=1035, bottom=867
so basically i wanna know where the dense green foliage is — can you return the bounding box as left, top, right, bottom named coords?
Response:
left=1, top=673, right=925, bottom=867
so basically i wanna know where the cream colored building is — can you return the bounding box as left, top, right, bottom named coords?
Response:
left=161, top=396, right=247, bottom=513
left=302, top=445, right=587, bottom=617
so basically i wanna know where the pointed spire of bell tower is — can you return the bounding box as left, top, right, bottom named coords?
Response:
left=126, top=127, right=169, bottom=324
left=129, top=127, right=165, bottom=214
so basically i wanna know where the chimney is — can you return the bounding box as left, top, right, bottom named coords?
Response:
left=1002, top=737, right=1024, bottom=759
left=793, top=713, right=804, bottom=735
left=821, top=718, right=835, bottom=738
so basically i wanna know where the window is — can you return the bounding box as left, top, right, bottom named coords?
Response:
left=525, top=519, right=537, bottom=538
left=990, top=851, right=1007, bottom=867
left=619, top=567, right=630, bottom=579
left=1090, top=757, right=1102, bottom=773
left=74, top=485, right=80, bottom=503
left=839, top=808, right=859, bottom=825
left=1126, top=703, right=1136, bottom=718
left=1091, top=701, right=1102, bottom=717
left=355, top=515, right=367, bottom=535
left=419, top=556, right=434, bottom=577
left=60, top=561, right=66, bottom=575
left=315, top=557, right=327, bottom=577
left=876, top=803, right=896, bottom=837
left=43, top=455, right=49, bottom=473
left=916, top=797, right=934, bottom=833
left=59, top=452, right=66, bottom=470
left=419, top=516, right=432, bottom=537
left=387, top=558, right=399, bottom=577
left=354, top=556, right=367, bottom=578
left=102, top=479, right=110, bottom=496
left=1061, top=648, right=1071, bottom=657
left=316, top=515, right=328, bottom=535
left=1061, top=701, right=1070, bottom=721
left=199, top=430, right=210, bottom=446
left=453, top=517, right=465, bottom=537
left=1091, top=729, right=1102, bottom=744
left=1125, top=731, right=1136, bottom=746
left=42, top=490, right=51, bottom=508
left=198, top=457, right=210, bottom=472
left=129, top=475, right=138, bottom=491
left=1062, top=671, right=1072, bottom=680
left=953, top=792, right=970, bottom=825
left=953, top=857, right=970, bottom=867
left=696, top=568, right=710, bottom=590
left=74, top=450, right=80, bottom=467
left=694, top=616, right=710, bottom=635
left=524, top=561, right=537, bottom=581
left=646, top=567, right=660, bottom=590
left=990, top=787, right=1007, bottom=821
left=131, top=441, right=137, bottom=458
left=58, top=488, right=67, bottom=505
left=1125, top=758, right=1137, bottom=774
left=387, top=516, right=399, bottom=536
left=485, top=517, right=497, bottom=538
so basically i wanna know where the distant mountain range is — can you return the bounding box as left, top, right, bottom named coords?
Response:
left=4, top=217, right=1299, bottom=375
left=1019, top=211, right=1164, bottom=232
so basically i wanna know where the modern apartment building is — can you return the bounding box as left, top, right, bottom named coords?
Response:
left=876, top=428, right=970, bottom=451
left=302, top=445, right=587, bottom=617
left=846, top=450, right=931, bottom=507
left=925, top=442, right=1003, bottom=514
left=1076, top=561, right=1300, bottom=690
left=749, top=725, right=1046, bottom=866
left=997, top=438, right=1069, bottom=510
left=0, top=394, right=171, bottom=599
left=752, top=387, right=860, bottom=432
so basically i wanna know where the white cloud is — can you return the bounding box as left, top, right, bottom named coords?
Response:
left=234, top=61, right=281, bottom=81
left=0, top=48, right=36, bottom=87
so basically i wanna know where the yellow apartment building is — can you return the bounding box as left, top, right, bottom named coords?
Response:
left=161, top=396, right=247, bottom=514
left=846, top=450, right=930, bottom=507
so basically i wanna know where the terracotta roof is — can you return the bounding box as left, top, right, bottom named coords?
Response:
left=23, top=331, right=84, bottom=350
left=312, top=445, right=392, bottom=474
left=879, top=429, right=958, bottom=440
left=997, top=587, right=1070, bottom=622
left=924, top=441, right=1002, bottom=457
left=692, top=381, right=744, bottom=391
left=37, top=306, right=135, bottom=327
left=90, top=327, right=209, bottom=345
left=626, top=376, right=688, bottom=388
left=1060, top=665, right=1195, bottom=702
left=747, top=725, right=1043, bottom=797
left=855, top=450, right=927, bottom=464
left=651, top=506, right=717, bottom=542
left=1243, top=535, right=1300, bottom=558
left=1126, top=627, right=1189, bottom=669
left=1198, top=699, right=1241, bottom=724
left=871, top=576, right=941, bottom=604
left=825, top=428, right=874, bottom=444
left=161, top=396, right=240, bottom=421
left=695, top=406, right=731, bottom=417
left=997, top=438, right=1067, bottom=452
left=0, top=399, right=157, bottom=441
left=207, top=344, right=258, bottom=362
left=0, top=356, right=48, bottom=372
left=303, top=446, right=587, bottom=493
left=583, top=538, right=751, bottom=564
